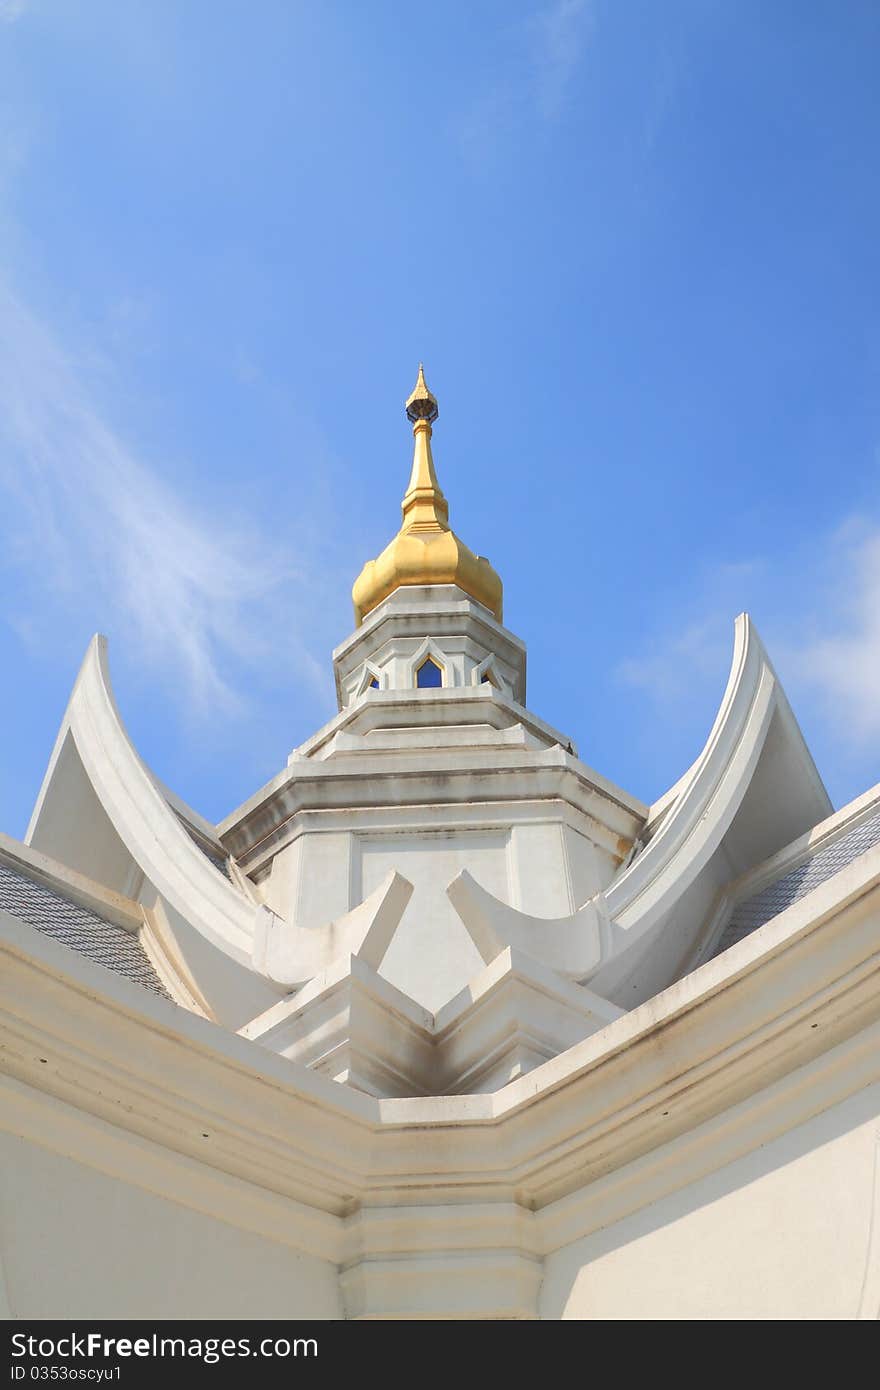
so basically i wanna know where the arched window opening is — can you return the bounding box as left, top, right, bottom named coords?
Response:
left=369, top=677, right=379, bottom=689
left=416, top=657, right=443, bottom=689
left=480, top=669, right=498, bottom=688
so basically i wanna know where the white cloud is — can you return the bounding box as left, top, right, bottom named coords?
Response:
left=617, top=615, right=732, bottom=703
left=458, top=0, right=594, bottom=167
left=0, top=0, right=28, bottom=23
left=793, top=519, right=880, bottom=743
left=616, top=522, right=880, bottom=805
left=530, top=0, right=594, bottom=121
left=617, top=561, right=765, bottom=704
left=0, top=280, right=329, bottom=716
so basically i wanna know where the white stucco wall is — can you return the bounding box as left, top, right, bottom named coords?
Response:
left=0, top=1132, right=342, bottom=1321
left=540, top=1083, right=880, bottom=1320
left=4, top=1073, right=880, bottom=1320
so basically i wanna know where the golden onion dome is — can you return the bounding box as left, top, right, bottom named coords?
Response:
left=352, top=367, right=503, bottom=626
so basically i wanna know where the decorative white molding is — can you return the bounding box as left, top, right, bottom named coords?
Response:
left=444, top=616, right=832, bottom=1003
left=446, top=869, right=610, bottom=979
left=252, top=870, right=413, bottom=988
left=433, top=947, right=623, bottom=1093
left=405, top=635, right=451, bottom=688
left=471, top=652, right=509, bottom=695
left=233, top=720, right=641, bottom=881
left=3, top=835, right=880, bottom=1214
left=288, top=686, right=579, bottom=764
left=242, top=945, right=621, bottom=1098
left=4, top=838, right=880, bottom=1319
left=331, top=584, right=528, bottom=709
left=242, top=953, right=434, bottom=1097
left=536, top=1016, right=880, bottom=1258
left=355, top=661, right=384, bottom=698
left=0, top=1072, right=343, bottom=1263
left=340, top=1203, right=542, bottom=1319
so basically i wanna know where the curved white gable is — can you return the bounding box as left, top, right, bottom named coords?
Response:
left=21, top=619, right=832, bottom=1043
left=25, top=638, right=419, bottom=1019
left=446, top=615, right=831, bottom=1005
left=27, top=636, right=261, bottom=965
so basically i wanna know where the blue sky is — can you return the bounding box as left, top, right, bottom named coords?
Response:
left=0, top=0, right=878, bottom=835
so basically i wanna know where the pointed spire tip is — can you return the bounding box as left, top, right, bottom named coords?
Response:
left=406, top=363, right=439, bottom=424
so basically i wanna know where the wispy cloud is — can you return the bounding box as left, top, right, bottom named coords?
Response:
left=459, top=0, right=594, bottom=167
left=793, top=518, right=880, bottom=743
left=618, top=616, right=734, bottom=704
left=530, top=0, right=594, bottom=121
left=616, top=524, right=880, bottom=804
left=0, top=280, right=329, bottom=715
left=0, top=0, right=28, bottom=23
left=618, top=561, right=765, bottom=703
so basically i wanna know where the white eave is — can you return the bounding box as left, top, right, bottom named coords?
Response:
left=2, top=827, right=879, bottom=1260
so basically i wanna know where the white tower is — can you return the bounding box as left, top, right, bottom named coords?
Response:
left=220, top=367, right=644, bottom=1044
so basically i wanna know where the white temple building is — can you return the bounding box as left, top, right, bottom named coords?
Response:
left=2, top=368, right=880, bottom=1319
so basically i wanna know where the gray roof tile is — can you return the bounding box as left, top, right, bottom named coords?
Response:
left=0, top=859, right=173, bottom=1000
left=714, top=804, right=880, bottom=958
left=176, top=814, right=236, bottom=883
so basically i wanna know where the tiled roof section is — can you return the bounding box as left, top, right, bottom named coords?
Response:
left=176, top=815, right=236, bottom=884
left=0, top=859, right=173, bottom=1000
left=715, top=804, right=880, bottom=957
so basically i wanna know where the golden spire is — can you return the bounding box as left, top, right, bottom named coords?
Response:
left=401, top=364, right=447, bottom=532
left=351, top=367, right=503, bottom=626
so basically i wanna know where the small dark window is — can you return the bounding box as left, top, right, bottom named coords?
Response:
left=416, top=657, right=443, bottom=689
left=369, top=677, right=379, bottom=689
left=481, top=671, right=496, bottom=686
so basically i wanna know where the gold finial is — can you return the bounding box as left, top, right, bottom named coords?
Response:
left=405, top=363, right=439, bottom=423
left=351, top=367, right=503, bottom=626
left=401, top=364, right=447, bottom=532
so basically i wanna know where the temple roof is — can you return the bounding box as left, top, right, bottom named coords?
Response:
left=0, top=852, right=171, bottom=999
left=711, top=785, right=880, bottom=959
